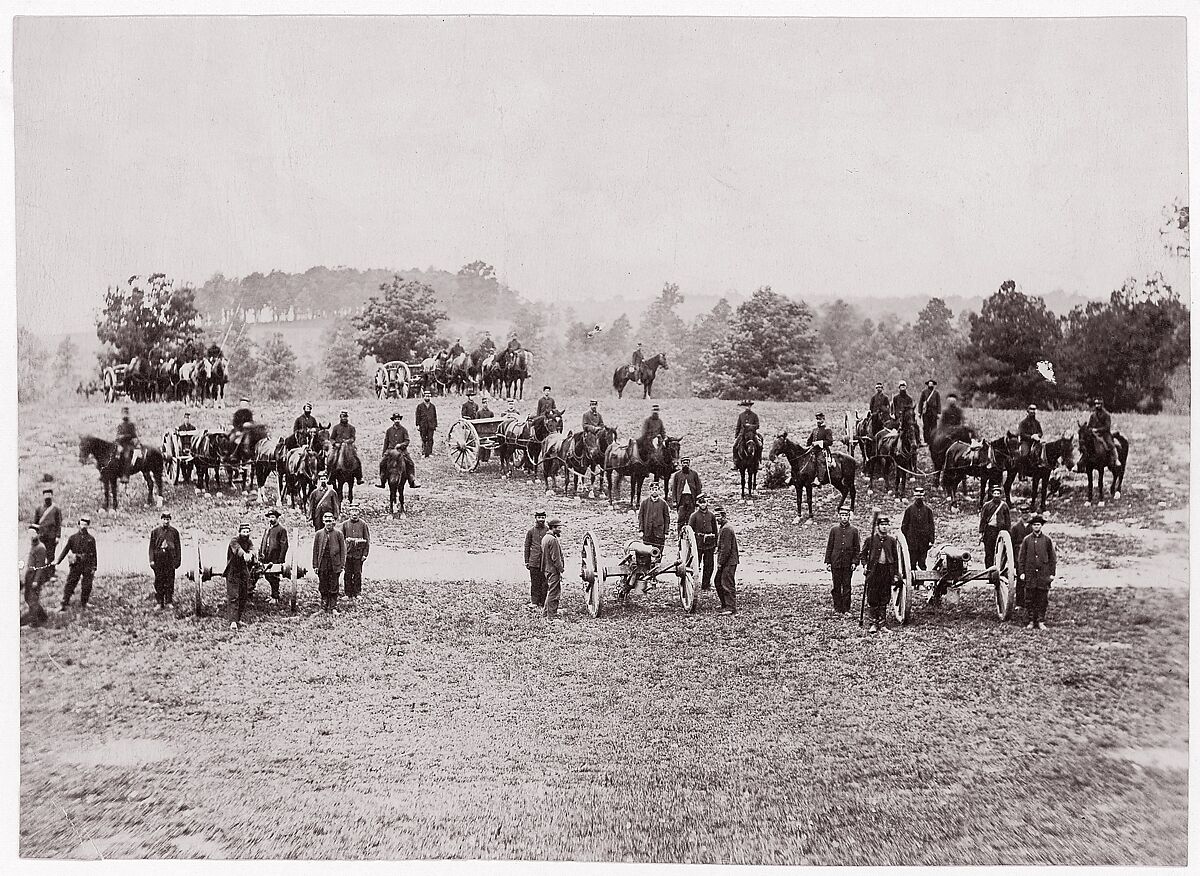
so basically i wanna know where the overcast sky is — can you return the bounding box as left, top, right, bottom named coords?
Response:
left=14, top=15, right=1189, bottom=334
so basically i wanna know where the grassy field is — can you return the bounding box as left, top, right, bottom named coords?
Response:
left=18, top=396, right=1190, bottom=863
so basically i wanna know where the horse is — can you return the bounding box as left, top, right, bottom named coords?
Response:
left=873, top=408, right=921, bottom=497
left=852, top=409, right=888, bottom=466
left=177, top=359, right=200, bottom=403
left=613, top=353, right=669, bottom=399
left=445, top=352, right=471, bottom=395
left=733, top=424, right=763, bottom=499
left=560, top=427, right=605, bottom=497
left=190, top=430, right=230, bottom=492
left=940, top=438, right=997, bottom=508
left=247, top=436, right=287, bottom=504
left=281, top=446, right=320, bottom=507
left=126, top=355, right=153, bottom=403
left=539, top=429, right=572, bottom=495
left=329, top=438, right=360, bottom=502
left=604, top=435, right=681, bottom=508
left=928, top=424, right=976, bottom=475
left=768, top=432, right=857, bottom=522
left=1076, top=424, right=1129, bottom=506
left=382, top=447, right=412, bottom=515
left=1001, top=432, right=1076, bottom=512
left=498, top=410, right=560, bottom=475
left=227, top=424, right=268, bottom=491
left=504, top=350, right=532, bottom=400
left=204, top=357, right=228, bottom=405
left=154, top=356, right=180, bottom=401
left=78, top=435, right=165, bottom=510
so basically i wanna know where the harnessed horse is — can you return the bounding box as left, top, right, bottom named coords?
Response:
left=78, top=434, right=165, bottom=510
left=768, top=432, right=857, bottom=522
left=733, top=423, right=763, bottom=499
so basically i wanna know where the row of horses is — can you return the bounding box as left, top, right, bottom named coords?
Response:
left=106, top=355, right=229, bottom=405
left=417, top=348, right=533, bottom=399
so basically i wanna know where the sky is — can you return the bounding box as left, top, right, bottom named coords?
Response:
left=14, top=15, right=1190, bottom=334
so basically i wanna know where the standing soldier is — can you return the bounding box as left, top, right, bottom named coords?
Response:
left=892, top=380, right=915, bottom=421
left=33, top=486, right=62, bottom=564
left=1009, top=510, right=1030, bottom=610
left=637, top=403, right=667, bottom=461
left=313, top=511, right=346, bottom=614
left=868, top=382, right=890, bottom=419
left=541, top=517, right=566, bottom=620
left=1087, top=398, right=1116, bottom=465
left=341, top=504, right=370, bottom=602
left=55, top=515, right=97, bottom=612
left=461, top=390, right=480, bottom=420
left=378, top=412, right=420, bottom=489
left=714, top=505, right=739, bottom=616
left=224, top=520, right=256, bottom=631
left=687, top=495, right=719, bottom=591
left=918, top=379, right=940, bottom=445
left=536, top=386, right=557, bottom=419
left=416, top=390, right=438, bottom=458
left=900, top=486, right=935, bottom=570
left=259, top=508, right=289, bottom=602
left=670, top=456, right=702, bottom=535
left=979, top=485, right=1011, bottom=571
left=524, top=509, right=548, bottom=610
left=21, top=524, right=50, bottom=627
left=307, top=473, right=341, bottom=531
left=1018, top=514, right=1056, bottom=630
left=1017, top=404, right=1044, bottom=464
left=806, top=413, right=835, bottom=485
left=638, top=480, right=671, bottom=553
left=148, top=510, right=181, bottom=610
left=824, top=508, right=861, bottom=613
left=581, top=399, right=605, bottom=433
left=328, top=409, right=363, bottom=485
left=859, top=515, right=901, bottom=633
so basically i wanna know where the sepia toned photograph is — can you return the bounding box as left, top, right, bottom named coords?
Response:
left=12, top=8, right=1191, bottom=866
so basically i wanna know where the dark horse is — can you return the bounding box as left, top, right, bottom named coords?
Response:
left=1000, top=432, right=1076, bottom=512
left=873, top=408, right=920, bottom=497
left=329, top=439, right=361, bottom=503
left=852, top=409, right=888, bottom=466
left=940, top=438, right=997, bottom=508
left=560, top=427, right=607, bottom=497
left=79, top=435, right=165, bottom=510
left=768, top=432, right=857, bottom=522
left=733, top=424, right=763, bottom=499
left=498, top=410, right=561, bottom=475
left=1076, top=424, right=1129, bottom=506
left=604, top=435, right=681, bottom=507
left=382, top=448, right=413, bottom=515
left=613, top=353, right=669, bottom=399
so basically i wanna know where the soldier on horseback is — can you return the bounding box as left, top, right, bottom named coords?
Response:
left=582, top=399, right=606, bottom=433
left=480, top=331, right=496, bottom=354
left=868, top=382, right=890, bottom=418
left=1087, top=398, right=1116, bottom=464
left=450, top=337, right=465, bottom=357
left=377, top=411, right=420, bottom=489
left=506, top=332, right=522, bottom=355
left=892, top=381, right=915, bottom=420
left=940, top=393, right=965, bottom=429
left=1017, top=404, right=1044, bottom=463
left=536, top=386, right=557, bottom=419
left=637, top=403, right=667, bottom=462
left=293, top=402, right=319, bottom=443
left=630, top=342, right=645, bottom=377
left=734, top=399, right=760, bottom=442
left=115, top=406, right=140, bottom=474
left=806, top=413, right=835, bottom=485
left=229, top=396, right=266, bottom=466
left=328, top=409, right=363, bottom=485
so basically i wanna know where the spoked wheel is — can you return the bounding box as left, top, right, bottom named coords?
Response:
left=580, top=530, right=603, bottom=618
left=511, top=446, right=527, bottom=470
left=165, top=455, right=179, bottom=485
left=891, top=531, right=913, bottom=625
left=677, top=525, right=700, bottom=613
left=447, top=420, right=481, bottom=472
left=282, top=533, right=299, bottom=614
left=993, top=529, right=1017, bottom=621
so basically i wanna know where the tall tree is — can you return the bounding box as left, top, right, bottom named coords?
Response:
left=705, top=286, right=832, bottom=400
left=956, top=281, right=1064, bottom=407
left=254, top=333, right=299, bottom=401
left=353, top=276, right=447, bottom=363
left=52, top=336, right=78, bottom=393
left=684, top=298, right=734, bottom=397
left=911, top=297, right=961, bottom=386
left=17, top=326, right=45, bottom=403
left=95, top=273, right=201, bottom=365
left=323, top=321, right=369, bottom=398
left=637, top=281, right=688, bottom=360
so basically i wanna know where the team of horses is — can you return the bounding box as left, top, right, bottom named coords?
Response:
left=417, top=346, right=533, bottom=399
left=105, top=354, right=229, bottom=405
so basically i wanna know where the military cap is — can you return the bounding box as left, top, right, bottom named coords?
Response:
left=947, top=393, right=958, bottom=400
left=42, top=486, right=53, bottom=495
left=913, top=486, right=925, bottom=496
left=240, top=397, right=250, bottom=404
left=121, top=406, right=131, bottom=414
left=1093, top=398, right=1104, bottom=405
left=1030, top=514, right=1046, bottom=525
left=422, top=390, right=432, bottom=397
left=546, top=517, right=563, bottom=528
left=926, top=379, right=937, bottom=386
left=877, top=516, right=890, bottom=525
left=79, top=515, right=91, bottom=525
left=339, top=409, right=349, bottom=415
left=651, top=403, right=660, bottom=411
left=589, top=399, right=598, bottom=405
left=696, top=494, right=708, bottom=502
left=27, top=523, right=40, bottom=533
left=467, top=389, right=476, bottom=396
left=713, top=504, right=726, bottom=514
left=815, top=413, right=825, bottom=420
left=874, top=382, right=883, bottom=388
left=898, top=380, right=907, bottom=387
left=1027, top=404, right=1037, bottom=412
left=991, top=486, right=1002, bottom=496
left=238, top=520, right=252, bottom=531
left=681, top=456, right=691, bottom=464
left=160, top=510, right=172, bottom=519
left=543, top=385, right=552, bottom=391
left=265, top=508, right=280, bottom=518
left=303, top=402, right=312, bottom=410
left=534, top=508, right=547, bottom=518
left=738, top=399, right=754, bottom=407
left=391, top=412, right=402, bottom=420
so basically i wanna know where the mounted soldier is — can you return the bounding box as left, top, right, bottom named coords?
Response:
left=734, top=399, right=760, bottom=443
left=328, top=409, right=363, bottom=485
left=450, top=337, right=465, bottom=357
left=918, top=379, right=940, bottom=445
left=637, top=402, right=667, bottom=462
left=581, top=399, right=606, bottom=433
left=536, top=385, right=558, bottom=420
left=631, top=341, right=645, bottom=375
left=868, top=382, right=890, bottom=418
left=1087, top=398, right=1115, bottom=465
left=480, top=331, right=496, bottom=354
left=940, top=393, right=965, bottom=430
left=115, top=405, right=140, bottom=472
left=293, top=402, right=319, bottom=444
left=378, top=411, right=420, bottom=489
left=891, top=381, right=915, bottom=421
left=506, top=332, right=522, bottom=355
left=229, top=396, right=260, bottom=464
left=1017, top=404, right=1044, bottom=463
left=806, top=413, right=836, bottom=485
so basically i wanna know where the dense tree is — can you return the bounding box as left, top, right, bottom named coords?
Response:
left=911, top=297, right=961, bottom=387
left=956, top=281, right=1065, bottom=407
left=95, top=273, right=201, bottom=365
left=52, top=336, right=77, bottom=394
left=255, top=333, right=299, bottom=401
left=685, top=298, right=734, bottom=397
left=18, top=327, right=45, bottom=402
left=637, top=282, right=688, bottom=361
left=322, top=321, right=369, bottom=399
left=705, top=286, right=832, bottom=401
left=508, top=300, right=548, bottom=355
left=214, top=317, right=260, bottom=399
left=353, top=276, right=447, bottom=363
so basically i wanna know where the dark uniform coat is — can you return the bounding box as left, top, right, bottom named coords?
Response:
left=341, top=518, right=370, bottom=561
left=735, top=409, right=760, bottom=437
left=383, top=423, right=411, bottom=452
left=536, top=396, right=557, bottom=418
left=869, top=391, right=890, bottom=416
left=462, top=398, right=480, bottom=419
left=979, top=498, right=1011, bottom=533
left=524, top=523, right=547, bottom=569
left=149, top=523, right=182, bottom=569
left=717, top=521, right=739, bottom=568
left=330, top=422, right=356, bottom=443
left=259, top=523, right=289, bottom=564
left=57, top=531, right=98, bottom=570
left=582, top=410, right=605, bottom=432
left=1087, top=407, right=1112, bottom=433
left=892, top=391, right=915, bottom=416
left=918, top=387, right=941, bottom=419
left=825, top=522, right=861, bottom=568
left=232, top=407, right=254, bottom=430
left=807, top=424, right=835, bottom=446
left=312, top=527, right=346, bottom=574
left=293, top=413, right=319, bottom=434
left=940, top=403, right=965, bottom=429
left=638, top=496, right=670, bottom=547
left=900, top=501, right=935, bottom=552
left=859, top=531, right=899, bottom=604
left=688, top=508, right=719, bottom=552
left=1017, top=414, right=1043, bottom=439
left=640, top=414, right=667, bottom=442
left=416, top=401, right=438, bottom=433
left=670, top=469, right=702, bottom=508
left=35, top=502, right=62, bottom=545
left=308, top=485, right=341, bottom=529
left=1018, top=532, right=1056, bottom=588
left=540, top=531, right=565, bottom=577
left=223, top=535, right=256, bottom=581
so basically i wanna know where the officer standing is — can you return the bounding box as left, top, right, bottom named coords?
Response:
left=307, top=473, right=341, bottom=531
left=341, top=504, right=370, bottom=602
left=918, top=379, right=940, bottom=445
left=21, top=524, right=50, bottom=627
left=687, top=495, right=719, bottom=591
left=313, top=511, right=346, bottom=614
left=259, top=508, right=289, bottom=602
left=224, top=521, right=256, bottom=631
left=824, top=508, right=861, bottom=613
left=416, top=390, right=438, bottom=457
left=56, top=515, right=98, bottom=612
left=714, top=505, right=739, bottom=616
left=670, top=456, right=702, bottom=535
left=979, top=485, right=1011, bottom=570
left=148, top=510, right=181, bottom=610
left=859, top=515, right=900, bottom=633
left=1018, top=514, right=1056, bottom=630
left=541, top=517, right=566, bottom=620
left=524, top=509, right=548, bottom=609
left=33, top=486, right=62, bottom=563
left=637, top=481, right=671, bottom=552
left=900, top=486, right=935, bottom=571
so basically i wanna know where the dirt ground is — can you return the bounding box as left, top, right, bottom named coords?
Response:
left=18, top=396, right=1190, bottom=863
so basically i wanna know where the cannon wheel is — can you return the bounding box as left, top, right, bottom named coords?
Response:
left=891, top=531, right=913, bottom=625
left=164, top=447, right=179, bottom=485
left=993, top=529, right=1017, bottom=621
left=581, top=530, right=603, bottom=618
left=283, top=532, right=299, bottom=614
left=447, top=420, right=481, bottom=472
left=677, top=525, right=700, bottom=613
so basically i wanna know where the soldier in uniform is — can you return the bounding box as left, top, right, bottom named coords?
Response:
left=637, top=403, right=667, bottom=461
left=1009, top=510, right=1030, bottom=610
left=979, top=485, right=1011, bottom=571
left=1087, top=398, right=1115, bottom=465
left=228, top=396, right=256, bottom=463
left=1018, top=514, right=1056, bottom=630
left=637, top=480, right=671, bottom=552
left=478, top=395, right=495, bottom=418
left=631, top=342, right=645, bottom=374
left=581, top=399, right=605, bottom=433
left=461, top=390, right=480, bottom=420
left=378, top=412, right=420, bottom=488
left=148, top=510, right=181, bottom=610
left=312, top=511, right=346, bottom=614
left=259, top=508, right=289, bottom=602
left=670, top=456, right=702, bottom=535
left=56, top=515, right=97, bottom=612
left=714, top=505, right=739, bottom=616
left=687, top=495, right=719, bottom=591
left=293, top=402, right=319, bottom=444
left=224, top=520, right=257, bottom=631
left=868, top=382, right=890, bottom=418
left=307, top=473, right=341, bottom=531
left=940, top=393, right=965, bottom=430
left=115, top=406, right=140, bottom=472
left=450, top=337, right=465, bottom=357
left=416, top=391, right=438, bottom=457
left=328, top=409, right=363, bottom=485
left=524, top=509, right=548, bottom=609
left=33, top=486, right=62, bottom=564
left=734, top=399, right=760, bottom=441
left=918, top=379, right=940, bottom=445
left=806, top=413, right=835, bottom=485
left=900, top=486, right=935, bottom=570
left=540, top=517, right=567, bottom=620
left=892, top=381, right=915, bottom=420
left=177, top=411, right=196, bottom=434
left=506, top=332, right=522, bottom=355
left=1017, top=404, right=1044, bottom=463
left=859, top=515, right=900, bottom=633
left=824, top=508, right=861, bottom=613
left=536, top=386, right=557, bottom=419
left=21, top=524, right=50, bottom=627
left=480, top=331, right=496, bottom=354
left=341, top=504, right=371, bottom=601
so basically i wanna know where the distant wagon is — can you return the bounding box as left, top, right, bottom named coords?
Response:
left=445, top=415, right=514, bottom=472
left=102, top=364, right=129, bottom=403
left=373, top=361, right=413, bottom=399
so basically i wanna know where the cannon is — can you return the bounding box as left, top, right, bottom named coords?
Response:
left=577, top=526, right=701, bottom=619
left=176, top=533, right=308, bottom=618
left=888, top=529, right=1018, bottom=625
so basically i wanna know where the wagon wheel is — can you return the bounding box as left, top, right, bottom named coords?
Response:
left=581, top=530, right=603, bottom=618
left=993, top=529, right=1017, bottom=621
left=447, top=420, right=481, bottom=472
left=677, top=526, right=700, bottom=613
left=511, top=443, right=528, bottom=470
left=283, top=531, right=299, bottom=614
left=891, top=531, right=913, bottom=625
left=165, top=453, right=179, bottom=485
